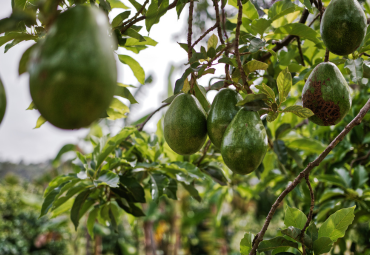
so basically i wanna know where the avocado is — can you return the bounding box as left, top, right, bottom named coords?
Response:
left=0, top=77, right=6, bottom=125
left=320, top=0, right=367, bottom=56
left=221, top=108, right=268, bottom=175
left=28, top=6, right=117, bottom=129
left=164, top=93, right=207, bottom=155
left=302, top=62, right=351, bottom=126
left=207, top=89, right=242, bottom=148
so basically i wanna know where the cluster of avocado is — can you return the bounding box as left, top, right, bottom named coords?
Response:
left=28, top=6, right=117, bottom=130
left=302, top=0, right=366, bottom=126
left=164, top=90, right=268, bottom=175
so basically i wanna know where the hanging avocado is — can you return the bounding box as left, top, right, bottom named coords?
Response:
left=320, top=0, right=367, bottom=56
left=28, top=6, right=117, bottom=129
left=221, top=108, right=268, bottom=175
left=207, top=89, right=242, bottom=148
left=0, top=77, right=6, bottom=125
left=164, top=93, right=207, bottom=155
left=302, top=62, right=351, bottom=126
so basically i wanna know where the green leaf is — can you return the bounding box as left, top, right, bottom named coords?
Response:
left=145, top=0, right=169, bottom=32
left=243, top=0, right=259, bottom=20
left=150, top=173, right=169, bottom=203
left=286, top=147, right=303, bottom=168
left=123, top=28, right=146, bottom=42
left=95, top=170, right=119, bottom=187
left=284, top=206, right=307, bottom=229
left=257, top=237, right=298, bottom=252
left=240, top=232, right=255, bottom=255
left=128, top=0, right=146, bottom=13
left=112, top=11, right=131, bottom=28
left=107, top=98, right=130, bottom=120
left=181, top=182, right=201, bottom=202
left=110, top=0, right=130, bottom=9
left=87, top=207, right=99, bottom=239
left=313, top=237, right=333, bottom=255
left=164, top=178, right=178, bottom=200
left=40, top=182, right=68, bottom=217
left=267, top=111, right=279, bottom=122
left=277, top=68, right=291, bottom=104
left=281, top=227, right=313, bottom=249
left=306, top=222, right=318, bottom=242
left=268, top=0, right=296, bottom=21
left=318, top=206, right=355, bottom=242
left=124, top=37, right=158, bottom=46
left=26, top=101, right=36, bottom=110
left=207, top=34, right=218, bottom=50
left=116, top=199, right=145, bottom=216
left=194, top=82, right=210, bottom=112
left=119, top=176, right=146, bottom=203
left=0, top=32, right=36, bottom=47
left=118, top=55, right=145, bottom=84
left=255, top=83, right=275, bottom=102
left=273, top=140, right=288, bottom=164
left=274, top=23, right=322, bottom=46
left=236, top=94, right=268, bottom=106
left=299, top=0, right=313, bottom=13
left=353, top=165, right=368, bottom=189
left=115, top=84, right=138, bottom=104
left=176, top=0, right=188, bottom=18
left=71, top=190, right=91, bottom=230
left=344, top=58, right=363, bottom=83
left=282, top=105, right=314, bottom=118
left=34, top=115, right=46, bottom=129
left=286, top=138, right=326, bottom=154
left=251, top=18, right=272, bottom=36
left=243, top=60, right=269, bottom=76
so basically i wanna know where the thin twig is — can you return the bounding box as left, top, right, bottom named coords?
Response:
left=196, top=140, right=212, bottom=166
left=136, top=104, right=170, bottom=131
left=359, top=52, right=370, bottom=57
left=296, top=37, right=305, bottom=66
left=294, top=119, right=308, bottom=129
left=188, top=0, right=194, bottom=60
left=120, top=0, right=149, bottom=29
left=324, top=48, right=329, bottom=62
left=259, top=9, right=309, bottom=62
left=213, top=0, right=225, bottom=45
left=300, top=174, right=315, bottom=255
left=234, top=0, right=252, bottom=93
left=249, top=98, right=370, bottom=255
left=349, top=150, right=370, bottom=172
left=221, top=8, right=231, bottom=82
left=191, top=24, right=218, bottom=48
left=120, top=0, right=179, bottom=33
left=308, top=13, right=320, bottom=27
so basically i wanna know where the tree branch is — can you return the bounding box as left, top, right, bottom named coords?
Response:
left=136, top=104, right=170, bottom=131
left=234, top=0, right=252, bottom=93
left=296, top=36, right=305, bottom=66
left=349, top=149, right=370, bottom=171
left=188, top=0, right=194, bottom=60
left=192, top=24, right=218, bottom=48
left=120, top=0, right=149, bottom=29
left=249, top=97, right=370, bottom=255
left=259, top=9, right=309, bottom=62
left=196, top=140, right=212, bottom=166
left=324, top=48, right=329, bottom=62
left=221, top=8, right=231, bottom=81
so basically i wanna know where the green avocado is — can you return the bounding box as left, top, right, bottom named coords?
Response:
left=220, top=108, right=268, bottom=175
left=28, top=6, right=116, bottom=130
left=302, top=62, right=351, bottom=126
left=320, top=0, right=367, bottom=56
left=164, top=93, right=207, bottom=155
left=0, top=77, right=6, bottom=125
left=207, top=89, right=242, bottom=148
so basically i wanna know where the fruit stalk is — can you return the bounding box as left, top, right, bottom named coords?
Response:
left=137, top=103, right=170, bottom=131
left=249, top=97, right=370, bottom=255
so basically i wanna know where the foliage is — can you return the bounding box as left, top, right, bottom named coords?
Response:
left=2, top=0, right=370, bottom=254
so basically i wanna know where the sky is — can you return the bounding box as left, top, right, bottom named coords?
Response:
left=0, top=1, right=220, bottom=163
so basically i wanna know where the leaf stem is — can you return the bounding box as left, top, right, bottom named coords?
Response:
left=136, top=103, right=170, bottom=131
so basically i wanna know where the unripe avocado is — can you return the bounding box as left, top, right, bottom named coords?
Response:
left=164, top=93, right=207, bottom=155
left=320, top=0, right=367, bottom=56
left=28, top=6, right=117, bottom=129
left=207, top=89, right=242, bottom=148
left=221, top=108, right=268, bottom=175
left=302, top=62, right=351, bottom=126
left=0, top=77, right=6, bottom=125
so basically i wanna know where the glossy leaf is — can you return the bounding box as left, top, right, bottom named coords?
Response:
left=118, top=55, right=145, bottom=84
left=344, top=58, right=363, bottom=83
left=240, top=232, right=255, bottom=255
left=277, top=68, right=291, bottom=104
left=313, top=237, right=333, bottom=254
left=145, top=0, right=169, bottom=32
left=282, top=105, right=314, bottom=118
left=284, top=206, right=307, bottom=229
left=71, top=190, right=91, bottom=230
left=257, top=237, right=298, bottom=252
left=87, top=207, right=99, bottom=239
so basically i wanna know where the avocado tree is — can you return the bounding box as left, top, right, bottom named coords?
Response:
left=2, top=0, right=370, bottom=254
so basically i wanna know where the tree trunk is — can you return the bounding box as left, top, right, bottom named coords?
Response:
left=94, top=235, right=102, bottom=255
left=144, top=221, right=156, bottom=255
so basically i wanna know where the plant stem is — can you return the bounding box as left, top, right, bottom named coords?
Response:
left=136, top=103, right=170, bottom=131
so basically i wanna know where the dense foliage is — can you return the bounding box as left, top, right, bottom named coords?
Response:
left=2, top=0, right=370, bottom=254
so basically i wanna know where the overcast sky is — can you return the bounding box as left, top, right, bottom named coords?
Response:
left=0, top=1, right=220, bottom=163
